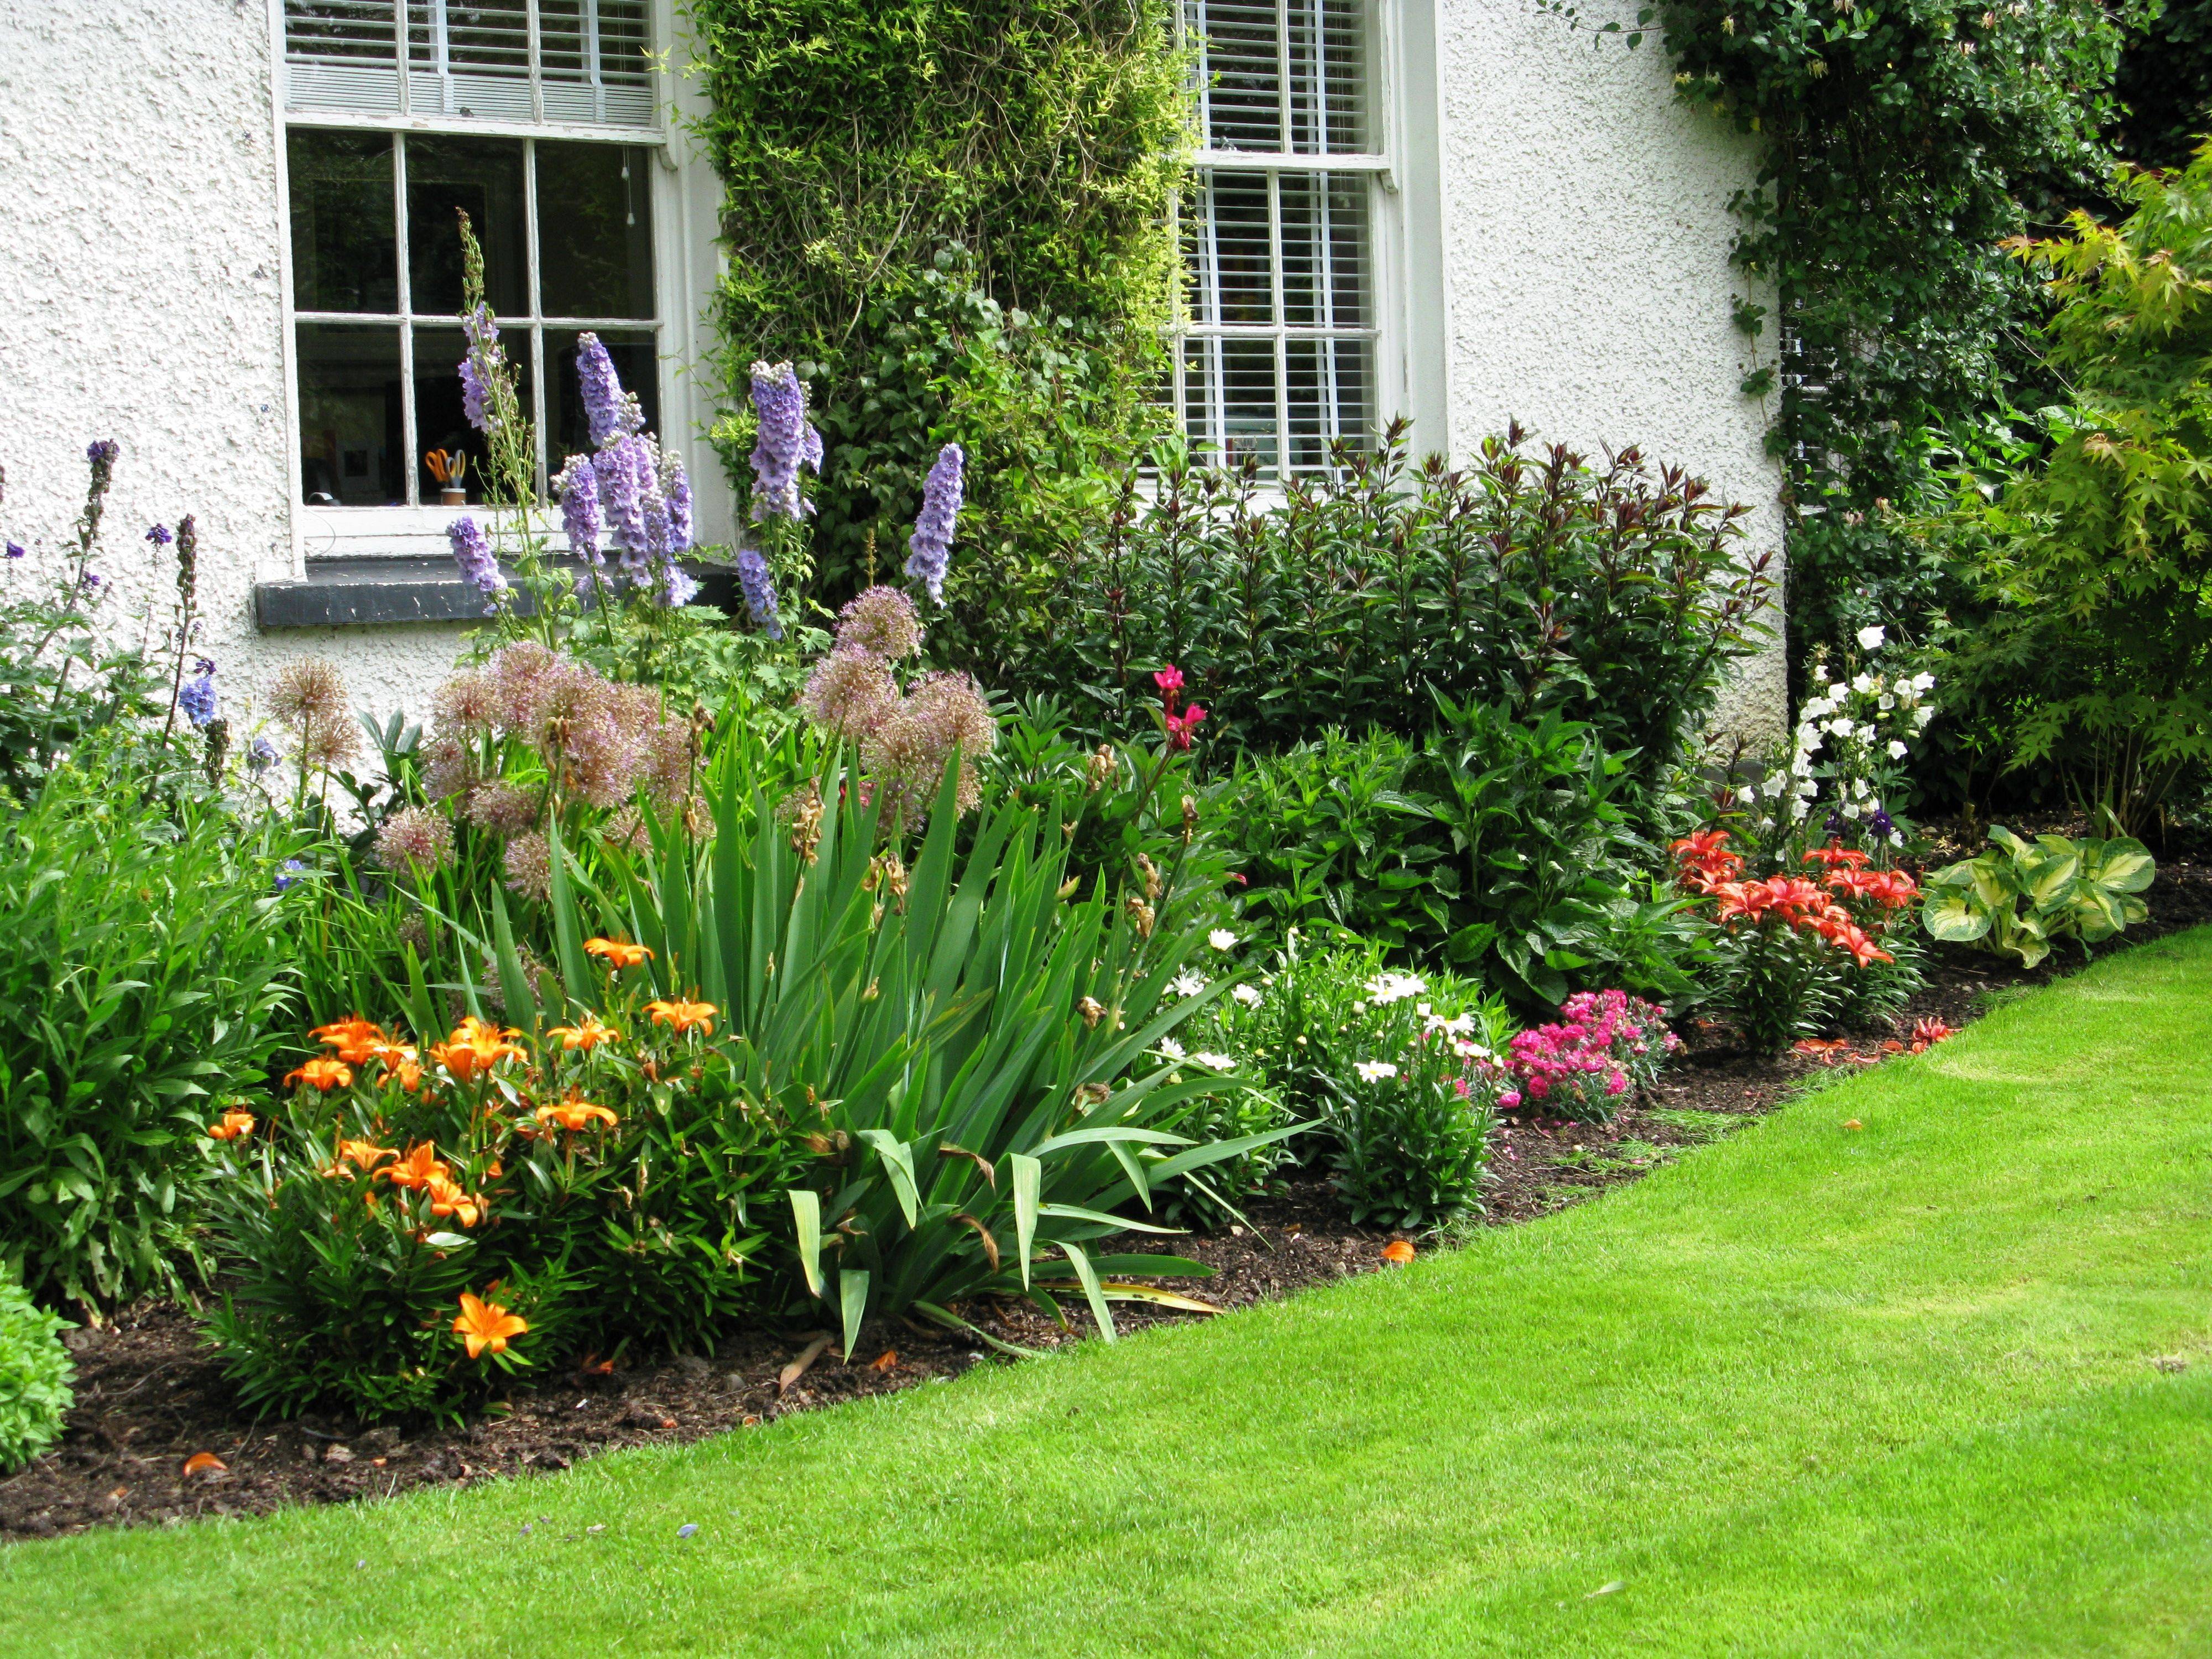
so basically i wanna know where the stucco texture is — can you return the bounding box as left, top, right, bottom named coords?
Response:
left=1, top=2, right=515, bottom=737
left=1434, top=0, right=1787, bottom=744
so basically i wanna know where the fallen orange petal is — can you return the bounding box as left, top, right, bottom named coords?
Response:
left=1841, top=1119, right=1864, bottom=1131
left=1381, top=1239, right=1416, bottom=1264
left=181, top=1452, right=227, bottom=1477
left=868, top=1349, right=898, bottom=1371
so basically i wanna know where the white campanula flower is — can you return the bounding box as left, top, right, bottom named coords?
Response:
left=1737, top=785, right=1756, bottom=804
left=1851, top=672, right=1877, bottom=695
left=1354, top=1061, right=1399, bottom=1083
left=1914, top=705, right=1934, bottom=728
left=1856, top=624, right=1887, bottom=650
left=1887, top=739, right=1908, bottom=759
left=1828, top=680, right=1849, bottom=698
left=1191, top=1051, right=1236, bottom=1071
left=1170, top=972, right=1207, bottom=999
left=1854, top=723, right=1877, bottom=742
left=1827, top=717, right=1854, bottom=737
left=1912, top=672, right=1936, bottom=693
left=1230, top=983, right=1263, bottom=1008
left=1802, top=696, right=1833, bottom=720
left=1842, top=801, right=1863, bottom=818
left=1157, top=1037, right=1186, bottom=1061
left=1207, top=929, right=1237, bottom=952
left=1878, top=694, right=1896, bottom=711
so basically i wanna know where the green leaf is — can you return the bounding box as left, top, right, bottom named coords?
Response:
left=855, top=1129, right=920, bottom=1228
left=1922, top=886, right=1992, bottom=943
left=790, top=1188, right=823, bottom=1300
left=1057, top=1240, right=1114, bottom=1342
left=839, top=1268, right=870, bottom=1361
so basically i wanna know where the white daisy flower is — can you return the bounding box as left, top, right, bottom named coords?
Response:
left=1170, top=972, right=1207, bottom=999
left=1207, top=929, right=1237, bottom=952
left=1354, top=1061, right=1399, bottom=1083
left=1230, top=983, right=1263, bottom=1008
left=1363, top=972, right=1427, bottom=1005
left=1191, top=1051, right=1236, bottom=1071
left=1157, top=1037, right=1185, bottom=1061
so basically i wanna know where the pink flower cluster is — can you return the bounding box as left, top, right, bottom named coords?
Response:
left=1503, top=989, right=1680, bottom=1122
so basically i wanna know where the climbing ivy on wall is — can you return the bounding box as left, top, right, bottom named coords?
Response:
left=1561, top=1, right=2144, bottom=680
left=685, top=0, right=1188, bottom=599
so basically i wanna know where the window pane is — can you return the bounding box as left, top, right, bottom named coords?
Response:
left=1286, top=337, right=1371, bottom=467
left=1188, top=0, right=1365, bottom=155
left=405, top=134, right=526, bottom=316
left=413, top=325, right=536, bottom=504
left=1182, top=335, right=1277, bottom=469
left=1280, top=173, right=1369, bottom=328
left=1184, top=171, right=1272, bottom=327
left=535, top=142, right=655, bottom=319
left=544, top=329, right=659, bottom=471
left=297, top=324, right=404, bottom=505
left=288, top=129, right=398, bottom=314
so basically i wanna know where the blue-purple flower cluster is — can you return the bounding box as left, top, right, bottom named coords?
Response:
left=546, top=333, right=696, bottom=610
left=904, top=443, right=965, bottom=604
left=747, top=361, right=823, bottom=523
left=178, top=658, right=217, bottom=728
left=447, top=515, right=507, bottom=612
left=458, top=305, right=505, bottom=436
left=734, top=549, right=781, bottom=641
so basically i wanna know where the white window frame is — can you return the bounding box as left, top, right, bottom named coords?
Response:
left=265, top=0, right=709, bottom=564
left=1172, top=0, right=1405, bottom=472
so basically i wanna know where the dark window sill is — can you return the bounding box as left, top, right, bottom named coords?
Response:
left=254, top=557, right=739, bottom=629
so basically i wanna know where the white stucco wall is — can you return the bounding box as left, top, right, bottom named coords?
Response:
left=1425, top=0, right=1787, bottom=743
left=0, top=0, right=733, bottom=742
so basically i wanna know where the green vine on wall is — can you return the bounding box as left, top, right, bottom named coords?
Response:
left=685, top=0, right=1189, bottom=608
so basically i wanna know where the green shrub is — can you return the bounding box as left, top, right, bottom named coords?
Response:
left=0, top=1274, right=72, bottom=1473
left=0, top=742, right=310, bottom=1307
left=1922, top=826, right=2156, bottom=968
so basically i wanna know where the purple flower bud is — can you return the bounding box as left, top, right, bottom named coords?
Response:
left=734, top=547, right=782, bottom=641
left=86, top=440, right=119, bottom=468
left=904, top=442, right=964, bottom=604
left=145, top=524, right=173, bottom=547
left=249, top=735, right=279, bottom=770
left=748, top=361, right=820, bottom=521
left=80, top=570, right=103, bottom=591
left=577, top=332, right=644, bottom=450
left=5, top=541, right=23, bottom=560
left=556, top=455, right=603, bottom=565
left=447, top=515, right=507, bottom=612
left=273, top=858, right=307, bottom=893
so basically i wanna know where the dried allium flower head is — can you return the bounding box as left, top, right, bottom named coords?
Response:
left=601, top=805, right=651, bottom=854
left=465, top=780, right=540, bottom=837
left=486, top=641, right=559, bottom=732
left=863, top=670, right=996, bottom=828
left=799, top=646, right=899, bottom=744
left=503, top=830, right=552, bottom=902
left=268, top=657, right=359, bottom=771
left=435, top=669, right=498, bottom=732
left=420, top=733, right=479, bottom=802
left=835, top=586, right=922, bottom=660
left=375, top=805, right=456, bottom=873
left=641, top=716, right=694, bottom=811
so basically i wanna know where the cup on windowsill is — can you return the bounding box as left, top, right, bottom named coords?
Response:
left=440, top=487, right=467, bottom=507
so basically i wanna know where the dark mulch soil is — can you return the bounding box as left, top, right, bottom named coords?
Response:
left=8, top=823, right=2206, bottom=1542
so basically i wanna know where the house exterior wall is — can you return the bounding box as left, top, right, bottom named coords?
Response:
left=1, top=0, right=1785, bottom=745
left=1423, top=0, right=1788, bottom=743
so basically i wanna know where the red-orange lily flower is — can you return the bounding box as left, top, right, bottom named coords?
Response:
left=284, top=1056, right=353, bottom=1092
left=546, top=1016, right=618, bottom=1052
left=310, top=1018, right=390, bottom=1063
left=584, top=937, right=653, bottom=969
left=380, top=1141, right=444, bottom=1191
left=429, top=1016, right=524, bottom=1082
left=453, top=1292, right=527, bottom=1359
left=646, top=998, right=716, bottom=1036
left=322, top=1138, right=395, bottom=1178
left=207, top=1109, right=256, bottom=1141
left=424, top=1173, right=486, bottom=1228
left=534, top=1098, right=619, bottom=1133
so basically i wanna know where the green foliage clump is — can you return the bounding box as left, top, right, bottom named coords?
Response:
left=1923, top=826, right=2155, bottom=968
left=0, top=741, right=310, bottom=1309
left=0, top=1274, right=73, bottom=1474
left=1932, top=148, right=2212, bottom=834
left=690, top=0, right=1185, bottom=592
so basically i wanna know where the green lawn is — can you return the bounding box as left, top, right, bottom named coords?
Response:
left=7, top=931, right=2212, bottom=1657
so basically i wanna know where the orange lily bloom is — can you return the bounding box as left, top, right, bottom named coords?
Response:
left=323, top=1138, right=395, bottom=1178
left=380, top=1141, right=445, bottom=1191
left=534, top=1097, right=619, bottom=1133
left=452, top=1292, right=528, bottom=1359
left=424, top=1173, right=486, bottom=1227
left=1801, top=842, right=1873, bottom=871
left=284, top=1056, right=353, bottom=1092
left=429, top=1016, right=525, bottom=1082
left=311, top=1018, right=392, bottom=1064
left=584, top=937, right=654, bottom=969
left=646, top=998, right=716, bottom=1036
left=546, top=1016, right=618, bottom=1052
left=206, top=1109, right=256, bottom=1141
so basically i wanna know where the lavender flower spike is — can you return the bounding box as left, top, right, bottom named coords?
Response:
left=748, top=360, right=820, bottom=521
left=664, top=452, right=693, bottom=553
left=556, top=455, right=603, bottom=565
left=904, top=442, right=964, bottom=604
left=577, top=332, right=644, bottom=450
left=734, top=547, right=783, bottom=641
left=447, top=515, right=507, bottom=612
left=178, top=659, right=217, bottom=728
left=458, top=305, right=501, bottom=436
left=592, top=436, right=653, bottom=580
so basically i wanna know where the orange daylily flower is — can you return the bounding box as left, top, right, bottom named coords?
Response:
left=453, top=1292, right=528, bottom=1359
left=323, top=1138, right=396, bottom=1178
left=646, top=998, right=716, bottom=1036
left=424, top=1173, right=486, bottom=1227
left=380, top=1141, right=445, bottom=1191
left=584, top=937, right=654, bottom=969
left=546, top=1016, right=618, bottom=1052
left=362, top=1037, right=425, bottom=1092
left=206, top=1109, right=256, bottom=1142
left=534, top=1097, right=619, bottom=1133
left=284, top=1056, right=353, bottom=1092
left=311, top=1018, right=390, bottom=1064
left=429, top=1016, right=525, bottom=1082
left=1380, top=1239, right=1416, bottom=1264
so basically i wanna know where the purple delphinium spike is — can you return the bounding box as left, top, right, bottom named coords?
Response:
left=577, top=332, right=644, bottom=449
left=178, top=659, right=217, bottom=728
left=664, top=452, right=693, bottom=552
left=734, top=548, right=783, bottom=641
left=904, top=442, right=964, bottom=604
left=447, top=515, right=507, bottom=611
left=86, top=440, right=119, bottom=469
left=459, top=305, right=502, bottom=435
left=748, top=360, right=819, bottom=521
left=593, top=436, right=652, bottom=580
left=145, top=524, right=173, bottom=547
left=556, top=455, right=603, bottom=565
left=658, top=563, right=700, bottom=609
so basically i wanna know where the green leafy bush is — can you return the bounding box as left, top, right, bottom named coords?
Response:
left=0, top=742, right=310, bottom=1307
left=0, top=1273, right=72, bottom=1473
left=201, top=979, right=805, bottom=1422
left=1922, top=827, right=2155, bottom=968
